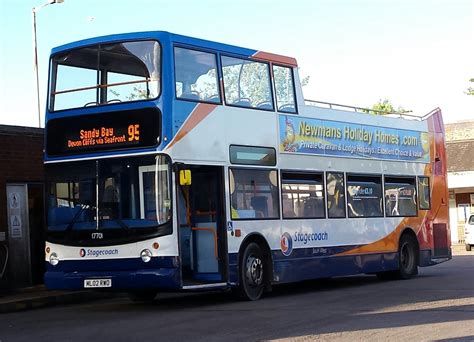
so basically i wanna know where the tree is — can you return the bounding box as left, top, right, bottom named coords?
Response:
left=466, top=79, right=474, bottom=96
left=363, top=99, right=410, bottom=115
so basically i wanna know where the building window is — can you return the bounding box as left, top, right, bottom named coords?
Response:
left=229, top=168, right=279, bottom=220
left=418, top=176, right=431, bottom=210
left=384, top=177, right=417, bottom=217
left=174, top=47, right=221, bottom=103
left=326, top=172, right=346, bottom=218
left=273, top=65, right=297, bottom=113
left=281, top=172, right=325, bottom=219
left=221, top=56, right=274, bottom=110
left=346, top=175, right=383, bottom=218
left=229, top=145, right=276, bottom=166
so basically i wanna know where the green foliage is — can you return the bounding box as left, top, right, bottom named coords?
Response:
left=466, top=78, right=474, bottom=96
left=363, top=99, right=409, bottom=115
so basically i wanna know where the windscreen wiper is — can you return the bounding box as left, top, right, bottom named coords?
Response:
left=65, top=203, right=91, bottom=231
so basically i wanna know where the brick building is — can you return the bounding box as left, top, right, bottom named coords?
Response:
left=446, top=121, right=474, bottom=244
left=0, top=125, right=44, bottom=291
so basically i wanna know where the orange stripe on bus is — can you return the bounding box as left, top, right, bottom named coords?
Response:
left=166, top=103, right=217, bottom=150
left=252, top=51, right=298, bottom=67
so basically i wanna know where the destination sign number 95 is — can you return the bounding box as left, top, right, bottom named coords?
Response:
left=128, top=124, right=140, bottom=141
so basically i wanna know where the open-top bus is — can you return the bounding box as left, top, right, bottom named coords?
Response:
left=44, top=31, right=450, bottom=301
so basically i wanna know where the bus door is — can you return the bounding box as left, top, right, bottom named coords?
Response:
left=177, top=165, right=227, bottom=287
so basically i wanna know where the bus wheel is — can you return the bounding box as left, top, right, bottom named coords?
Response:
left=128, top=290, right=157, bottom=302
left=398, top=234, right=419, bottom=279
left=239, top=242, right=265, bottom=301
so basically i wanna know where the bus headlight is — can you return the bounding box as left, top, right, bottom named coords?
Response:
left=49, top=252, right=60, bottom=266
left=140, top=249, right=152, bottom=263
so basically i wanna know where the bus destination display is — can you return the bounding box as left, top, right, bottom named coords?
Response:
left=67, top=124, right=141, bottom=149
left=46, top=108, right=160, bottom=156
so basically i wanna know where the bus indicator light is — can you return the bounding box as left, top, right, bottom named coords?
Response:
left=153, top=242, right=159, bottom=250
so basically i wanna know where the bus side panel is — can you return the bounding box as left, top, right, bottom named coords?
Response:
left=271, top=249, right=398, bottom=284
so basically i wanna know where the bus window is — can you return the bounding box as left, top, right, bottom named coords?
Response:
left=326, top=172, right=346, bottom=218
left=229, top=169, right=279, bottom=220
left=346, top=175, right=383, bottom=218
left=418, top=176, right=431, bottom=210
left=174, top=47, right=220, bottom=103
left=282, top=172, right=324, bottom=219
left=221, top=56, right=274, bottom=110
left=273, top=65, right=297, bottom=113
left=384, top=177, right=417, bottom=217
left=229, top=145, right=276, bottom=166
left=50, top=40, right=160, bottom=111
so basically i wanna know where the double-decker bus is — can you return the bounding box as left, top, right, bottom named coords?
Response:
left=44, top=31, right=450, bottom=301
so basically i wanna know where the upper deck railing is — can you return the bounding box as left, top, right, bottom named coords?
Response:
left=304, top=99, right=440, bottom=121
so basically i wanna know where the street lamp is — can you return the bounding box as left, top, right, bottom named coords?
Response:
left=32, top=0, right=64, bottom=128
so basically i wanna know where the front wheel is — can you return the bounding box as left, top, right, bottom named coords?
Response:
left=239, top=243, right=265, bottom=301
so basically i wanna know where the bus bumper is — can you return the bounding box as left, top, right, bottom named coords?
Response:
left=44, top=257, right=181, bottom=290
left=45, top=268, right=180, bottom=290
left=419, top=248, right=452, bottom=267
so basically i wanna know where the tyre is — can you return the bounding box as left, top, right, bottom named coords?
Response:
left=466, top=244, right=472, bottom=252
left=376, top=233, right=418, bottom=280
left=128, top=290, right=157, bottom=302
left=239, top=242, right=265, bottom=301
left=397, top=234, right=419, bottom=279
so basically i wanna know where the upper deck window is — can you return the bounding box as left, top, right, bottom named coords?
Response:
left=221, top=56, right=274, bottom=111
left=273, top=65, right=297, bottom=113
left=49, top=40, right=160, bottom=111
left=174, top=47, right=221, bottom=103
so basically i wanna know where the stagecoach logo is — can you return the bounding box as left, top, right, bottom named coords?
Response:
left=280, top=232, right=293, bottom=257
left=80, top=248, right=86, bottom=257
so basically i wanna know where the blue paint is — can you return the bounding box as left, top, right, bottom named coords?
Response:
left=45, top=256, right=181, bottom=290
left=45, top=31, right=259, bottom=162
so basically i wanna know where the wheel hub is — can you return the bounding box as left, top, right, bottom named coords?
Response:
left=245, top=255, right=263, bottom=286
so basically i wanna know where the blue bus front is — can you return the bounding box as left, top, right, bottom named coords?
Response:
left=44, top=32, right=181, bottom=291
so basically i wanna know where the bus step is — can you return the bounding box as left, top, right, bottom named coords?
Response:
left=182, top=282, right=228, bottom=290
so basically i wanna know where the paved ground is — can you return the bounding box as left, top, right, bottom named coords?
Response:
left=1, top=249, right=473, bottom=342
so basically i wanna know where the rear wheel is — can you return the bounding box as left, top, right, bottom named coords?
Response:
left=466, top=244, right=472, bottom=251
left=128, top=290, right=157, bottom=302
left=239, top=242, right=265, bottom=301
left=377, top=233, right=418, bottom=280
left=398, top=234, right=419, bottom=279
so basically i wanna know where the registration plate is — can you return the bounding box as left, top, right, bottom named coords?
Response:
left=84, top=279, right=112, bottom=288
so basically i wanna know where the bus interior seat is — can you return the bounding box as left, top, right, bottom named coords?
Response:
left=251, top=196, right=268, bottom=217
left=233, top=98, right=252, bottom=107
left=278, top=104, right=295, bottom=113
left=180, top=91, right=201, bottom=101
left=256, top=102, right=273, bottom=110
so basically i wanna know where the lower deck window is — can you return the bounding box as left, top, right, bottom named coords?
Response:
left=230, top=168, right=279, bottom=220
left=384, top=177, right=417, bottom=217
left=346, top=175, right=383, bottom=218
left=281, top=172, right=325, bottom=219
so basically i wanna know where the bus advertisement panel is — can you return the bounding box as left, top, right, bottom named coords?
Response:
left=279, top=115, right=430, bottom=163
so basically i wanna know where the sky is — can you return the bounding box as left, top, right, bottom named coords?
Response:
left=0, top=0, right=473, bottom=127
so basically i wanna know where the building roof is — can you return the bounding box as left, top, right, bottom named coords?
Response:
left=0, top=124, right=43, bottom=137
left=446, top=139, right=474, bottom=172
left=446, top=121, right=474, bottom=142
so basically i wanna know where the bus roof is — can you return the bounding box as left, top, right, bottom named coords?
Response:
left=50, top=31, right=298, bottom=67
